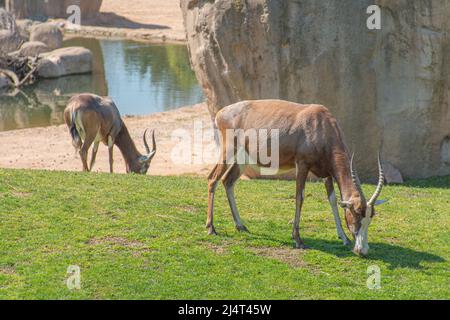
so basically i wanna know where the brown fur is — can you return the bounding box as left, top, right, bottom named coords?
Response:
left=64, top=93, right=156, bottom=174
left=207, top=99, right=366, bottom=248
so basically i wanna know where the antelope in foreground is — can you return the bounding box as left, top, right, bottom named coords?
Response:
left=64, top=93, right=156, bottom=174
left=207, top=99, right=386, bottom=256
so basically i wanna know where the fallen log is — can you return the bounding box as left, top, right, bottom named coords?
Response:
left=0, top=55, right=38, bottom=88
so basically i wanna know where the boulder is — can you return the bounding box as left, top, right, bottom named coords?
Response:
left=15, top=19, right=33, bottom=40
left=30, top=22, right=63, bottom=50
left=0, top=8, right=21, bottom=54
left=0, top=74, right=12, bottom=90
left=5, top=0, right=103, bottom=20
left=382, top=162, right=404, bottom=185
left=13, top=41, right=50, bottom=57
left=181, top=0, right=450, bottom=180
left=37, top=47, right=93, bottom=78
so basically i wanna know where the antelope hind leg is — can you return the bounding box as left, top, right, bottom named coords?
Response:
left=222, top=163, right=248, bottom=232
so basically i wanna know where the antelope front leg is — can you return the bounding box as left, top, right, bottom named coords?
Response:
left=108, top=136, right=114, bottom=173
left=292, top=162, right=309, bottom=249
left=324, top=177, right=351, bottom=246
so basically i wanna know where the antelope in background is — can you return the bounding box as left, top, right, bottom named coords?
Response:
left=64, top=93, right=156, bottom=174
left=207, top=99, right=386, bottom=256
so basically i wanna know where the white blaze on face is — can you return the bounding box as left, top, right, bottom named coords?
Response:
left=354, top=207, right=373, bottom=255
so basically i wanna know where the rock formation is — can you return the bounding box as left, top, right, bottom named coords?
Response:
left=30, top=22, right=63, bottom=50
left=13, top=41, right=50, bottom=56
left=181, top=0, right=450, bottom=180
left=37, top=47, right=93, bottom=78
left=5, top=0, right=102, bottom=20
left=0, top=8, right=21, bottom=54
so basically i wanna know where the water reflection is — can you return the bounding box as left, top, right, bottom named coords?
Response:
left=0, top=38, right=204, bottom=132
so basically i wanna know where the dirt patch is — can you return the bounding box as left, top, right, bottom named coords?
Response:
left=87, top=236, right=145, bottom=248
left=64, top=0, right=186, bottom=42
left=202, top=241, right=232, bottom=255
left=11, top=191, right=32, bottom=198
left=175, top=205, right=198, bottom=213
left=0, top=266, right=17, bottom=275
left=250, top=247, right=310, bottom=269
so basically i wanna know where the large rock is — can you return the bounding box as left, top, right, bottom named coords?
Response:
left=5, top=0, right=103, bottom=20
left=15, top=18, right=33, bottom=40
left=30, top=23, right=62, bottom=50
left=0, top=8, right=21, bottom=54
left=181, top=0, right=450, bottom=180
left=37, top=47, right=93, bottom=78
left=13, top=41, right=50, bottom=56
left=0, top=74, right=12, bottom=90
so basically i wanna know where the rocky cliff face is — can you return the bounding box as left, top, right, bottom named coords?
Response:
left=181, top=0, right=450, bottom=180
left=5, top=0, right=102, bottom=20
left=0, top=8, right=21, bottom=54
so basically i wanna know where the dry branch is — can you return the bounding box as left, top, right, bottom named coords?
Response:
left=0, top=55, right=38, bottom=88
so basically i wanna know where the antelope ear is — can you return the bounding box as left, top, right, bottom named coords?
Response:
left=374, top=199, right=388, bottom=206
left=339, top=201, right=353, bottom=209
left=145, top=150, right=156, bottom=163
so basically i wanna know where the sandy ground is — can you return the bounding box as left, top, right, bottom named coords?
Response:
left=0, top=104, right=217, bottom=176
left=0, top=0, right=214, bottom=176
left=67, top=0, right=186, bottom=42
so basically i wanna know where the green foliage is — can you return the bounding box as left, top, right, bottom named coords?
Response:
left=0, top=169, right=448, bottom=299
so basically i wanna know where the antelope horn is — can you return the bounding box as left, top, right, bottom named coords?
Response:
left=143, top=129, right=150, bottom=154
left=143, top=129, right=156, bottom=158
left=368, top=153, right=385, bottom=206
left=350, top=153, right=366, bottom=203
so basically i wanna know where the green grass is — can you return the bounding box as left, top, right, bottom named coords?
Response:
left=0, top=169, right=448, bottom=299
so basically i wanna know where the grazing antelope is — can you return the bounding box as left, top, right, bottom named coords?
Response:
left=207, top=99, right=386, bottom=256
left=64, top=93, right=156, bottom=174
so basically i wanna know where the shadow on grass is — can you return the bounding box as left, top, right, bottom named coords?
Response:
left=237, top=231, right=445, bottom=270
left=402, top=175, right=450, bottom=189
left=302, top=238, right=445, bottom=270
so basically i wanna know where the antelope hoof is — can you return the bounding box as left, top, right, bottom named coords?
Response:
left=207, top=226, right=217, bottom=236
left=342, top=238, right=351, bottom=246
left=294, top=242, right=309, bottom=250
left=236, top=225, right=249, bottom=233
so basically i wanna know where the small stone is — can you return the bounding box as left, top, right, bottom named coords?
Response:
left=383, top=162, right=404, bottom=184
left=30, top=22, right=63, bottom=50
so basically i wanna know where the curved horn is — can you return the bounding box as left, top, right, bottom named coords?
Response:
left=143, top=129, right=151, bottom=154
left=150, top=130, right=156, bottom=154
left=368, top=153, right=385, bottom=206
left=350, top=153, right=366, bottom=203
left=142, top=129, right=156, bottom=162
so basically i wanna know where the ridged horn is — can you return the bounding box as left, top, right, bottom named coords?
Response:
left=350, top=153, right=366, bottom=203
left=368, top=153, right=385, bottom=206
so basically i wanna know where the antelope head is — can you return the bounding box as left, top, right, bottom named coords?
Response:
left=340, top=154, right=387, bottom=256
left=137, top=129, right=157, bottom=174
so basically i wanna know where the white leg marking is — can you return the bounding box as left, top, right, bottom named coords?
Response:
left=354, top=214, right=372, bottom=255
left=328, top=190, right=350, bottom=245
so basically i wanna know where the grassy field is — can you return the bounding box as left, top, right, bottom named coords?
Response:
left=0, top=169, right=448, bottom=299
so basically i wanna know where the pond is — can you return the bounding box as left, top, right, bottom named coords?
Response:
left=0, top=38, right=204, bottom=132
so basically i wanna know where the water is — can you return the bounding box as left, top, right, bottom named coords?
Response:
left=0, top=38, right=204, bottom=132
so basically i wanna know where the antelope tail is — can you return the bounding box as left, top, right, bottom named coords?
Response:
left=70, top=111, right=82, bottom=150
